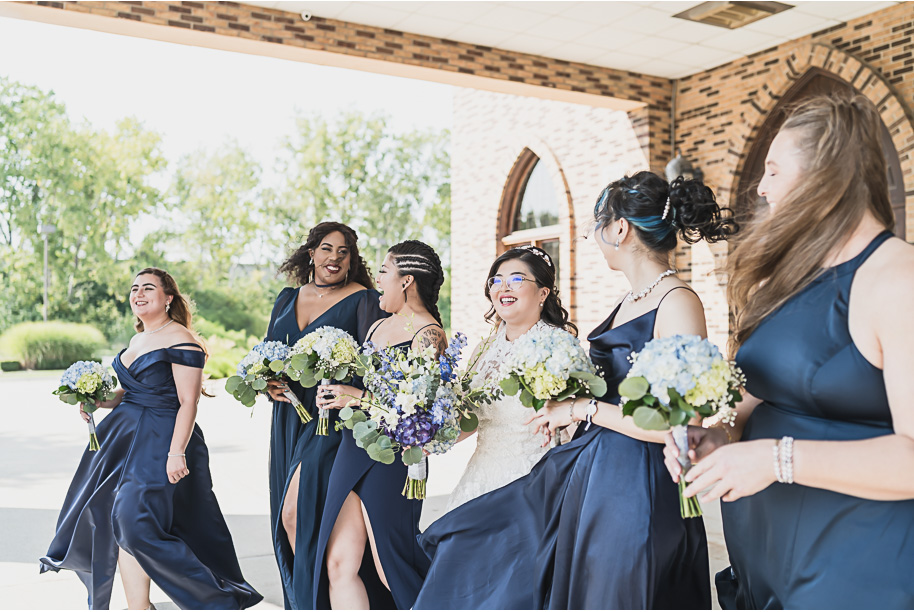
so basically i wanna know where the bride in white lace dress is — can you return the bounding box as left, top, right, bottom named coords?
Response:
left=445, top=245, right=578, bottom=511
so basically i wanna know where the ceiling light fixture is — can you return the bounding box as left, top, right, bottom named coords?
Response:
left=673, top=1, right=794, bottom=29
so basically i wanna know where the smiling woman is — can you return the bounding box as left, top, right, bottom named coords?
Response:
left=40, top=267, right=262, bottom=610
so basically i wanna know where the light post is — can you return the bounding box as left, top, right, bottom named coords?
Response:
left=39, top=223, right=56, bottom=322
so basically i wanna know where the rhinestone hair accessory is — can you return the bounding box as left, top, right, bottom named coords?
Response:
left=514, top=244, right=553, bottom=269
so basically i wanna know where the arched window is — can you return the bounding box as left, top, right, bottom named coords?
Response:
left=499, top=149, right=563, bottom=280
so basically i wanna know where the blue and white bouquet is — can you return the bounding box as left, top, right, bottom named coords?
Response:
left=618, top=334, right=744, bottom=518
left=287, top=326, right=361, bottom=436
left=339, top=332, right=500, bottom=499
left=498, top=325, right=606, bottom=411
left=53, top=361, right=118, bottom=451
left=225, top=341, right=311, bottom=423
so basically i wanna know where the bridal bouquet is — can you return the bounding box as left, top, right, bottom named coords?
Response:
left=225, top=341, right=311, bottom=422
left=53, top=361, right=118, bottom=451
left=618, top=334, right=744, bottom=518
left=286, top=326, right=361, bottom=435
left=340, top=332, right=500, bottom=499
left=498, top=325, right=606, bottom=411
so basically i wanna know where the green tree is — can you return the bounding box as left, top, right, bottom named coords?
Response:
left=273, top=112, right=451, bottom=327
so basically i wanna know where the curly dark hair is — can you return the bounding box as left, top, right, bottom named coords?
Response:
left=387, top=240, right=445, bottom=327
left=278, top=221, right=374, bottom=289
left=593, top=171, right=738, bottom=256
left=483, top=246, right=577, bottom=336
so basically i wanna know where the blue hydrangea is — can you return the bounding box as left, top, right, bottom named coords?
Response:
left=236, top=341, right=290, bottom=377
left=60, top=361, right=113, bottom=391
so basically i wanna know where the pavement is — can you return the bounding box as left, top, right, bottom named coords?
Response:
left=0, top=372, right=730, bottom=609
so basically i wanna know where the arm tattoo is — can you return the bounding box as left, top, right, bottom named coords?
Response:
left=418, top=326, right=447, bottom=355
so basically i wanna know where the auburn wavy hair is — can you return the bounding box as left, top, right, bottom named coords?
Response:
left=726, top=94, right=894, bottom=355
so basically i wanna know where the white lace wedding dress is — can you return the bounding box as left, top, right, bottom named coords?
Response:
left=446, top=320, right=551, bottom=511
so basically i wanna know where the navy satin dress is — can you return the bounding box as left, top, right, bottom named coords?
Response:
left=312, top=326, right=438, bottom=610
left=416, top=292, right=710, bottom=610
left=40, top=343, right=262, bottom=610
left=267, top=287, right=384, bottom=610
left=721, top=230, right=914, bottom=609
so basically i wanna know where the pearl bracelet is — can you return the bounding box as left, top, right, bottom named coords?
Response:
left=168, top=453, right=186, bottom=457
left=773, top=436, right=795, bottom=484
left=569, top=398, right=579, bottom=422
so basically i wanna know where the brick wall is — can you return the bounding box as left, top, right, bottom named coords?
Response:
left=673, top=2, right=914, bottom=348
left=450, top=90, right=652, bottom=346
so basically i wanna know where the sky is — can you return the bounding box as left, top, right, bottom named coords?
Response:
left=0, top=14, right=454, bottom=183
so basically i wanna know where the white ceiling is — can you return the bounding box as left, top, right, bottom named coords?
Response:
left=245, top=1, right=899, bottom=78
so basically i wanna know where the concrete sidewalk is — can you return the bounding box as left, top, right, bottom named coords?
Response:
left=0, top=373, right=728, bottom=609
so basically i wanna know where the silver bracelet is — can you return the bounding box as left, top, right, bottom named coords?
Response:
left=168, top=453, right=186, bottom=457
left=772, top=441, right=783, bottom=483
left=779, top=436, right=794, bottom=484
left=569, top=398, right=579, bottom=422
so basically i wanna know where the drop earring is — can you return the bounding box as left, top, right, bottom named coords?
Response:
left=614, top=240, right=620, bottom=251
left=166, top=302, right=171, bottom=313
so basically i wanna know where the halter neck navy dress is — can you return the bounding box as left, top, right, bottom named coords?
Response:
left=312, top=324, right=438, bottom=610
left=40, top=343, right=262, bottom=610
left=266, top=287, right=384, bottom=610
left=721, top=230, right=914, bottom=609
left=416, top=290, right=709, bottom=609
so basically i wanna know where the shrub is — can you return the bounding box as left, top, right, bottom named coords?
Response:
left=1, top=361, right=22, bottom=372
left=0, top=321, right=106, bottom=370
left=196, top=317, right=258, bottom=380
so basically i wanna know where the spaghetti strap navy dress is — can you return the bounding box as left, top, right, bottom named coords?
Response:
left=720, top=230, right=914, bottom=609
left=40, top=342, right=262, bottom=610
left=415, top=288, right=709, bottom=610
left=267, top=287, right=385, bottom=609
left=312, top=323, right=439, bottom=610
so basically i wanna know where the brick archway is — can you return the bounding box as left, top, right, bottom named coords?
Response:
left=496, top=138, right=577, bottom=316
left=725, top=41, right=914, bottom=242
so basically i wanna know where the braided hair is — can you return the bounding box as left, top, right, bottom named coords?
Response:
left=388, top=240, right=445, bottom=327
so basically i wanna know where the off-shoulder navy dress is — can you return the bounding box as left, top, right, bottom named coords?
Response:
left=312, top=324, right=439, bottom=609
left=266, top=287, right=384, bottom=609
left=415, top=289, right=710, bottom=609
left=720, top=230, right=914, bottom=608
left=40, top=343, right=262, bottom=610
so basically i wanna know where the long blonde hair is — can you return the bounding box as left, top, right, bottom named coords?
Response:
left=727, top=94, right=894, bottom=354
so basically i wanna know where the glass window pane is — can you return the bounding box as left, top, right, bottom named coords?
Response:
left=513, top=161, right=560, bottom=231
left=537, top=238, right=560, bottom=283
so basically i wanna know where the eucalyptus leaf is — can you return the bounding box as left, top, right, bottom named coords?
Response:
left=334, top=365, right=349, bottom=381
left=402, top=446, right=424, bottom=465
left=252, top=378, right=267, bottom=391
left=621, top=399, right=639, bottom=418
left=339, top=406, right=354, bottom=421
left=618, top=376, right=649, bottom=401
left=269, top=359, right=285, bottom=373
left=377, top=436, right=393, bottom=450
left=350, top=411, right=367, bottom=424
left=588, top=378, right=607, bottom=398
left=519, top=388, right=534, bottom=408
left=300, top=373, right=317, bottom=388
left=460, top=412, right=479, bottom=432
left=632, top=406, right=670, bottom=431
left=670, top=408, right=688, bottom=426
left=290, top=354, right=308, bottom=370
left=499, top=376, right=519, bottom=396
left=377, top=449, right=396, bottom=465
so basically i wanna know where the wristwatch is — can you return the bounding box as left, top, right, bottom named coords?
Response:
left=584, top=399, right=598, bottom=431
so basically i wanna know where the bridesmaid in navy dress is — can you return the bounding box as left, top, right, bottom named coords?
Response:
left=41, top=267, right=261, bottom=610
left=417, top=172, right=737, bottom=609
left=313, top=240, right=447, bottom=609
left=263, top=222, right=384, bottom=609
left=665, top=95, right=914, bottom=608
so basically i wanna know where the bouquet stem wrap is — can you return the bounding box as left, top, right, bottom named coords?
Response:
left=672, top=424, right=701, bottom=518
left=284, top=389, right=312, bottom=424
left=87, top=412, right=100, bottom=452
left=317, top=378, right=331, bottom=436
left=403, top=456, right=428, bottom=500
